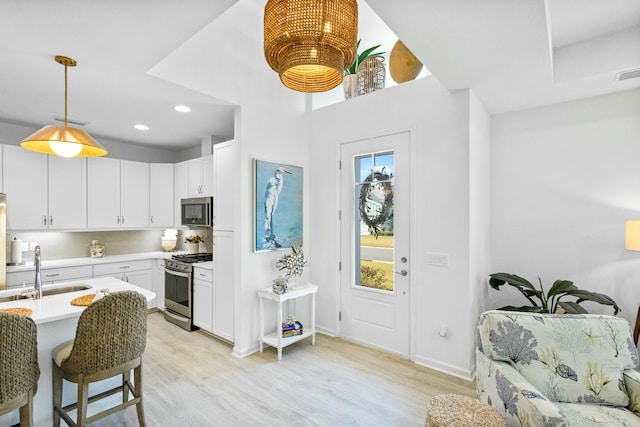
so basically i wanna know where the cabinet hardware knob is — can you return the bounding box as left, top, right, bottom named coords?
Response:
left=44, top=215, right=47, bottom=226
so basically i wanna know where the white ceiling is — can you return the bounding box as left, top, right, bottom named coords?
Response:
left=0, top=0, right=638, bottom=151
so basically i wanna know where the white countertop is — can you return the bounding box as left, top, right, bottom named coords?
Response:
left=5, top=251, right=207, bottom=273
left=0, top=277, right=156, bottom=324
left=193, top=261, right=214, bottom=270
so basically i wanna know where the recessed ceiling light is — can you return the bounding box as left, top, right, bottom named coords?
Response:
left=134, top=124, right=149, bottom=131
left=174, top=105, right=191, bottom=113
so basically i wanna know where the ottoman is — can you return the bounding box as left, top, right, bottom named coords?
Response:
left=425, top=394, right=507, bottom=427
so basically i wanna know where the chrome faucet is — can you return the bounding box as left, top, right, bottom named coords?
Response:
left=34, top=245, right=42, bottom=299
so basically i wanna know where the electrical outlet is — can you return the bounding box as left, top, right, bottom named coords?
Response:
left=438, top=325, right=448, bottom=337
left=29, top=242, right=38, bottom=251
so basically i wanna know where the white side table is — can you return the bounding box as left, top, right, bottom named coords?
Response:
left=258, top=283, right=317, bottom=360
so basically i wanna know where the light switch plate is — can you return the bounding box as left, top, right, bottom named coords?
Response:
left=426, top=252, right=449, bottom=267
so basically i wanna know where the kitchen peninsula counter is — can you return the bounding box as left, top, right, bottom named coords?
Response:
left=0, top=277, right=155, bottom=427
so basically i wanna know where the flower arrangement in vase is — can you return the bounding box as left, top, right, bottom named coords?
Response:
left=184, top=234, right=204, bottom=253
left=276, top=245, right=307, bottom=289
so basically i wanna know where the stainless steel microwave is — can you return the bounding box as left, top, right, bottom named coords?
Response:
left=181, top=197, right=213, bottom=227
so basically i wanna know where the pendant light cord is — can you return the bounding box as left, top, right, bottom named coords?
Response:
left=63, top=62, right=68, bottom=127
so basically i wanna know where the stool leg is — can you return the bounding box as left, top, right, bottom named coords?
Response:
left=123, top=370, right=131, bottom=403
left=134, top=363, right=146, bottom=427
left=19, top=389, right=34, bottom=427
left=77, top=375, right=89, bottom=427
left=52, top=363, right=63, bottom=427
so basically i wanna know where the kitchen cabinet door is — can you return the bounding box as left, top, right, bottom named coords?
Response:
left=87, top=157, right=121, bottom=228
left=193, top=276, right=213, bottom=332
left=120, top=160, right=150, bottom=228
left=213, top=231, right=234, bottom=341
left=48, top=156, right=87, bottom=229
left=3, top=145, right=48, bottom=230
left=174, top=160, right=189, bottom=227
left=123, top=269, right=153, bottom=292
left=201, top=155, right=214, bottom=196
left=188, top=155, right=213, bottom=197
left=153, top=259, right=166, bottom=310
left=149, top=163, right=173, bottom=228
left=213, top=140, right=236, bottom=231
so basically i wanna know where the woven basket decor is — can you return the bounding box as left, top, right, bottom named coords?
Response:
left=70, top=294, right=95, bottom=307
left=357, top=56, right=386, bottom=96
left=0, top=307, right=32, bottom=316
left=425, top=394, right=507, bottom=427
left=264, top=0, right=358, bottom=92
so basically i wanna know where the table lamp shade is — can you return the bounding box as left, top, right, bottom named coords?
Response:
left=626, top=220, right=640, bottom=251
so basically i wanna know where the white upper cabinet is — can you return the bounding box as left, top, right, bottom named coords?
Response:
left=48, top=155, right=87, bottom=229
left=213, top=141, right=236, bottom=231
left=87, top=157, right=121, bottom=228
left=3, top=145, right=86, bottom=230
left=149, top=163, right=173, bottom=228
left=120, top=160, right=149, bottom=228
left=87, top=158, right=150, bottom=228
left=174, top=160, right=189, bottom=227
left=188, top=155, right=213, bottom=197
left=3, top=146, right=48, bottom=230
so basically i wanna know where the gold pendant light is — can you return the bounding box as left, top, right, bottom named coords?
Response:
left=264, top=0, right=358, bottom=93
left=20, top=56, right=107, bottom=158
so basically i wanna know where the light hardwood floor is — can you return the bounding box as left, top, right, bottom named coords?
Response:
left=83, top=312, right=474, bottom=427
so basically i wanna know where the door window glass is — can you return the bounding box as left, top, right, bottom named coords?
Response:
left=353, top=151, right=394, bottom=291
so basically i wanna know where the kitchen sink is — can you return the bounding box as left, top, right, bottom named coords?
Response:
left=42, top=284, right=91, bottom=296
left=0, top=293, right=28, bottom=303
left=0, top=283, right=92, bottom=302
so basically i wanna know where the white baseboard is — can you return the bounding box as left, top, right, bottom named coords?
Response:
left=414, top=355, right=474, bottom=382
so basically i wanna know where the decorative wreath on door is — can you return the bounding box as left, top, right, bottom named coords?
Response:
left=358, top=167, right=394, bottom=237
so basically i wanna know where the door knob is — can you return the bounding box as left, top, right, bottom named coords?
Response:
left=395, top=270, right=408, bottom=276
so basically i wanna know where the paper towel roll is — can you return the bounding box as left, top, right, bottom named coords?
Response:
left=11, top=238, right=22, bottom=264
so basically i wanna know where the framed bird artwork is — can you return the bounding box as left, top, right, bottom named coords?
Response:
left=253, top=159, right=303, bottom=252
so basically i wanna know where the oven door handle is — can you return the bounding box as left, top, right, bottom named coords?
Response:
left=165, top=309, right=189, bottom=323
left=165, top=269, right=191, bottom=279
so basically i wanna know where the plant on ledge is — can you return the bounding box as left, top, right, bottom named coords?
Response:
left=344, top=39, right=385, bottom=75
left=488, top=273, right=620, bottom=315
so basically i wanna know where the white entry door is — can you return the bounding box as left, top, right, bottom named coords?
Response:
left=339, top=131, right=410, bottom=356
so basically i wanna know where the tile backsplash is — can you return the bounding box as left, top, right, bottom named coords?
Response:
left=7, top=228, right=213, bottom=263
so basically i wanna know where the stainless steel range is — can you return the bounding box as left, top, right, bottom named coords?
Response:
left=164, top=253, right=213, bottom=331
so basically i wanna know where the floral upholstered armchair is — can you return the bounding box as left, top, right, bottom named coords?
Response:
left=476, top=310, right=640, bottom=426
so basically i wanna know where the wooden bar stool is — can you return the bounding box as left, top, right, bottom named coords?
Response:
left=0, top=311, right=40, bottom=427
left=52, top=290, right=148, bottom=427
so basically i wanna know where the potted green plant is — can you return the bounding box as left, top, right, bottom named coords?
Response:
left=488, top=272, right=620, bottom=315
left=343, top=39, right=385, bottom=99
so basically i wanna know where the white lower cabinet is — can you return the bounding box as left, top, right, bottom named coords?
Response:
left=152, top=259, right=165, bottom=310
left=93, top=260, right=153, bottom=292
left=7, top=265, right=93, bottom=288
left=213, top=232, right=234, bottom=342
left=193, top=266, right=213, bottom=332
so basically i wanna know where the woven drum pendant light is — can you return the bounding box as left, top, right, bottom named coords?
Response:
left=20, top=55, right=107, bottom=157
left=264, top=0, right=358, bottom=93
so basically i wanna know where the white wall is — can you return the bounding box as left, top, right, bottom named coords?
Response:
left=491, top=88, right=640, bottom=328
left=309, top=76, right=484, bottom=379
left=468, top=90, right=491, bottom=375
